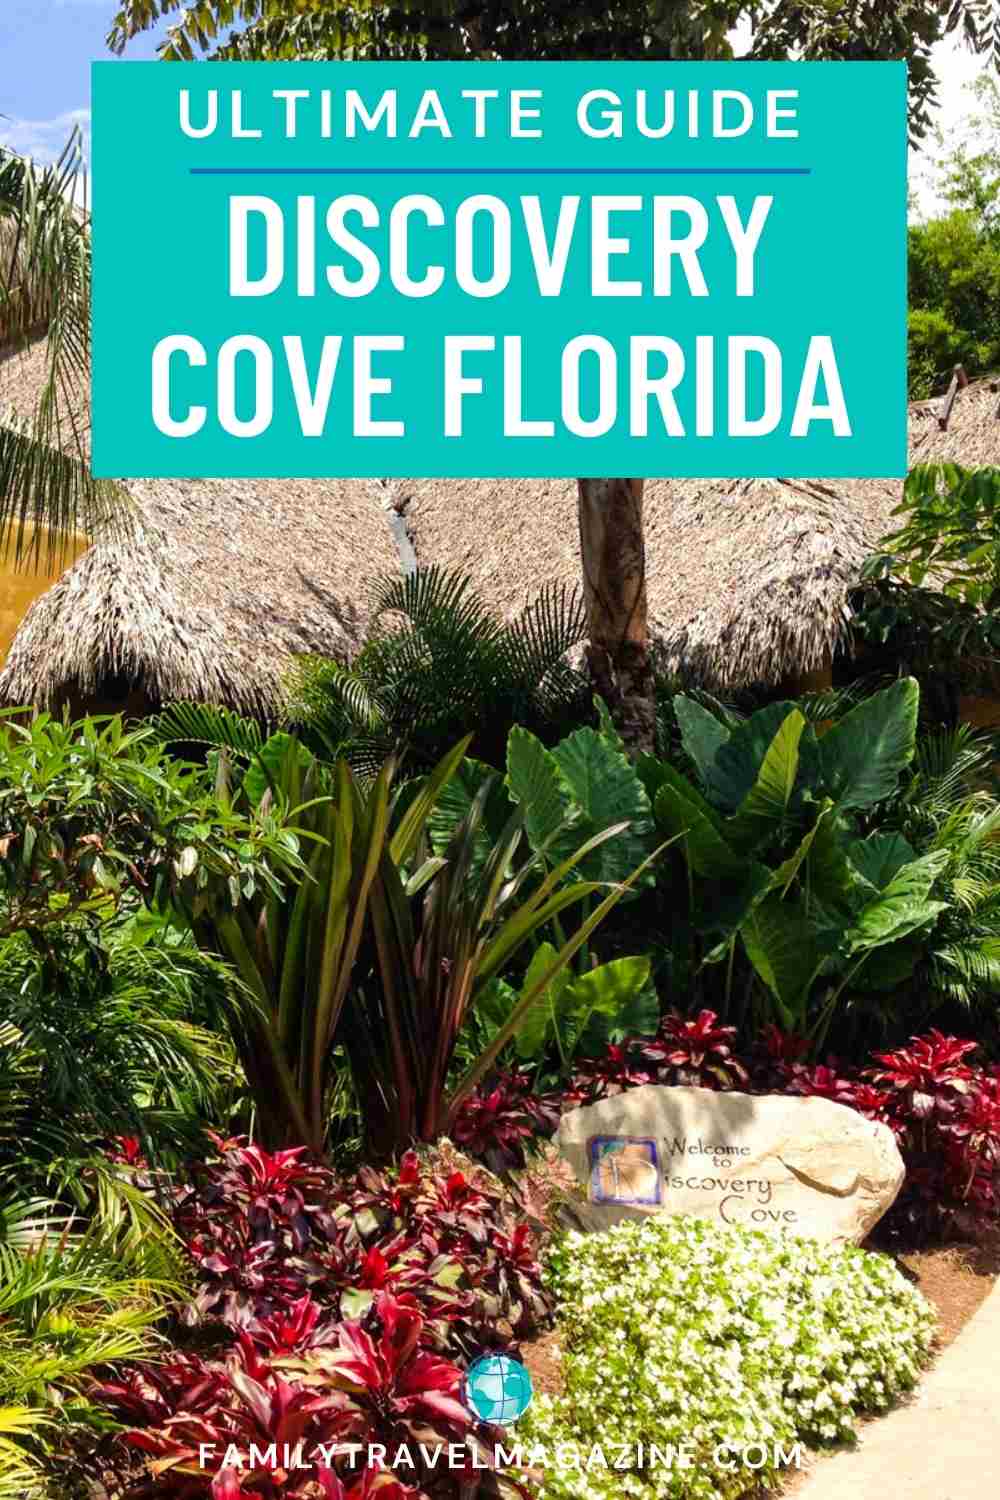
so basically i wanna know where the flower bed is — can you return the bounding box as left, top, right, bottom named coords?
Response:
left=96, top=1140, right=551, bottom=1497
left=521, top=1215, right=936, bottom=1500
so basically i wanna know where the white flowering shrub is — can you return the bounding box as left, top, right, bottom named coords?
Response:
left=519, top=1216, right=935, bottom=1500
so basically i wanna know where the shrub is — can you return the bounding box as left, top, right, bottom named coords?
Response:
left=170, top=731, right=654, bottom=1155
left=0, top=712, right=300, bottom=947
left=173, top=1138, right=553, bottom=1358
left=521, top=1216, right=935, bottom=1500
left=98, top=1291, right=505, bottom=1498
left=281, top=567, right=592, bottom=772
left=866, top=1032, right=1000, bottom=1237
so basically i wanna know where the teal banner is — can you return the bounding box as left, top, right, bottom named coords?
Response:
left=91, top=61, right=907, bottom=479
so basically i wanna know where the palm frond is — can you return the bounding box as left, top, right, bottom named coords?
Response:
left=498, top=582, right=589, bottom=710
left=0, top=132, right=129, bottom=561
left=149, top=702, right=268, bottom=758
left=371, top=565, right=498, bottom=643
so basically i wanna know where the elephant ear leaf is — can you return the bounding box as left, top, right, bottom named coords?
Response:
left=243, top=732, right=313, bottom=806
left=674, top=696, right=731, bottom=789
left=818, top=678, right=919, bottom=810
left=846, top=851, right=949, bottom=952
left=473, top=977, right=519, bottom=1047
left=740, top=893, right=823, bottom=1030
left=851, top=937, right=923, bottom=992
left=654, top=765, right=741, bottom=879
left=549, top=726, right=653, bottom=884
left=506, top=727, right=574, bottom=857
left=847, top=832, right=917, bottom=891
left=427, top=756, right=512, bottom=876
left=727, top=711, right=805, bottom=851
left=707, top=702, right=801, bottom=812
left=513, top=942, right=568, bottom=1060
left=563, top=955, right=653, bottom=1058
left=580, top=970, right=660, bottom=1053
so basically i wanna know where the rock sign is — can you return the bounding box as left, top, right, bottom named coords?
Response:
left=556, top=1085, right=905, bottom=1245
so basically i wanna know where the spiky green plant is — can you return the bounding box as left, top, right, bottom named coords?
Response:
left=169, top=731, right=660, bottom=1154
left=0, top=1195, right=179, bottom=1499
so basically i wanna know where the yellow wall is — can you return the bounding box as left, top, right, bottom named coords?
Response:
left=0, top=528, right=87, bottom=664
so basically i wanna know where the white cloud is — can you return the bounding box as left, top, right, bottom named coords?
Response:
left=0, top=107, right=90, bottom=164
left=909, top=37, right=991, bottom=217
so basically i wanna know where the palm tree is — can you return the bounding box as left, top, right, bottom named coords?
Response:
left=0, top=129, right=121, bottom=563
left=577, top=477, right=654, bottom=754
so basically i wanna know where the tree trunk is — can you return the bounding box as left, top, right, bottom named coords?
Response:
left=576, top=478, right=655, bottom=757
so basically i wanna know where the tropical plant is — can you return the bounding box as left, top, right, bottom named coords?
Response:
left=856, top=464, right=1000, bottom=704
left=172, top=730, right=659, bottom=1153
left=875, top=463, right=1000, bottom=609
left=0, top=1194, right=180, bottom=1497
left=644, top=678, right=958, bottom=1042
left=0, top=133, right=125, bottom=560
left=172, top=1137, right=552, bottom=1360
left=0, top=711, right=303, bottom=945
left=0, top=911, right=240, bottom=1177
left=100, top=1285, right=521, bottom=1500
left=849, top=725, right=1000, bottom=1037
left=284, top=568, right=591, bottom=772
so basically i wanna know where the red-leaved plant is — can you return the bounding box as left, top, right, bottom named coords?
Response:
left=98, top=1294, right=528, bottom=1499
left=174, top=1142, right=552, bottom=1358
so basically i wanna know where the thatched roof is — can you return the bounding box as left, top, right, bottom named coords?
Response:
left=3, top=338, right=1000, bottom=709
left=0, top=338, right=400, bottom=714
left=400, top=380, right=1000, bottom=692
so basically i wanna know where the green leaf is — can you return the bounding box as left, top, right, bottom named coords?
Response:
left=635, top=752, right=668, bottom=808
left=243, top=732, right=309, bottom=807
left=547, top=726, right=653, bottom=884
left=805, top=806, right=867, bottom=917
left=506, top=727, right=573, bottom=859
left=818, top=679, right=919, bottom=810
left=389, top=734, right=471, bottom=867
left=673, top=696, right=730, bottom=786
left=509, top=723, right=650, bottom=882
left=654, top=767, right=741, bottom=879
left=727, top=711, right=805, bottom=850
left=706, top=702, right=801, bottom=812
left=513, top=942, right=568, bottom=1060
left=851, top=937, right=923, bottom=992
left=580, top=974, right=660, bottom=1052
left=846, top=852, right=949, bottom=952
left=561, top=955, right=651, bottom=1058
left=770, top=802, right=833, bottom=895
left=426, top=756, right=512, bottom=877
left=740, top=894, right=823, bottom=1029
left=847, top=833, right=918, bottom=891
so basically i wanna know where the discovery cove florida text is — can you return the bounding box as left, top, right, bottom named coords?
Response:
left=91, top=62, right=907, bottom=477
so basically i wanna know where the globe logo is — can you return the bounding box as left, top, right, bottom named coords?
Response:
left=464, top=1354, right=534, bottom=1424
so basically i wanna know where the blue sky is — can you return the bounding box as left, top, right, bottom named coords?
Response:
left=0, top=0, right=168, bottom=162
left=0, top=0, right=990, bottom=213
